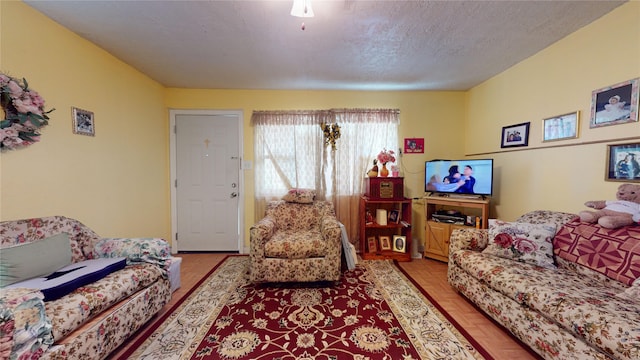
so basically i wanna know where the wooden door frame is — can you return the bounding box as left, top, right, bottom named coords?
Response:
left=169, top=109, right=245, bottom=254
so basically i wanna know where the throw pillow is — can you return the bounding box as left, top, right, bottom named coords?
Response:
left=0, top=232, right=73, bottom=287
left=482, top=221, right=557, bottom=269
left=282, top=188, right=316, bottom=203
left=94, top=237, right=172, bottom=271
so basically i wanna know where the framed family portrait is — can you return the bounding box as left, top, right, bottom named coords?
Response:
left=392, top=235, right=406, bottom=253
left=72, top=107, right=95, bottom=136
left=366, top=236, right=378, bottom=253
left=379, top=236, right=391, bottom=250
left=388, top=209, right=400, bottom=224
left=404, top=138, right=424, bottom=154
left=606, top=142, right=640, bottom=182
left=542, top=111, right=579, bottom=142
left=590, top=78, right=639, bottom=128
left=500, top=122, right=530, bottom=148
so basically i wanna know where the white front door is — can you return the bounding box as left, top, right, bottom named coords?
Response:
left=174, top=112, right=241, bottom=251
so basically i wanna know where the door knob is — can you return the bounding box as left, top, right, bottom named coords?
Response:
left=230, top=192, right=238, bottom=198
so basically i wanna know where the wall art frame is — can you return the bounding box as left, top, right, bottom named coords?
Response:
left=72, top=107, right=95, bottom=136
left=590, top=78, right=639, bottom=128
left=542, top=111, right=579, bottom=142
left=404, top=138, right=424, bottom=153
left=606, top=142, right=640, bottom=182
left=500, top=122, right=530, bottom=148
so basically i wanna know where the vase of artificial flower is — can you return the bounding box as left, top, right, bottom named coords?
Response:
left=376, top=149, right=395, bottom=177
left=379, top=163, right=389, bottom=177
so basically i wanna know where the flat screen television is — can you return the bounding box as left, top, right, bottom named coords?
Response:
left=425, top=159, right=493, bottom=197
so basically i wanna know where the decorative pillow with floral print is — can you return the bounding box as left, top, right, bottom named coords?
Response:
left=282, top=188, right=316, bottom=203
left=482, top=221, right=557, bottom=269
left=93, top=238, right=172, bottom=272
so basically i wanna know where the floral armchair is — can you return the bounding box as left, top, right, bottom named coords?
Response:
left=249, top=191, right=342, bottom=283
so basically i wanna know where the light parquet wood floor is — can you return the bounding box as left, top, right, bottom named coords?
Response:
left=108, top=253, right=537, bottom=359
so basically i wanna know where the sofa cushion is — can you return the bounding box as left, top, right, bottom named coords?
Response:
left=554, top=220, right=640, bottom=286
left=266, top=201, right=322, bottom=231
left=264, top=230, right=327, bottom=259
left=483, top=221, right=557, bottom=269
left=0, top=232, right=72, bottom=287
left=44, top=263, right=165, bottom=342
left=282, top=188, right=316, bottom=203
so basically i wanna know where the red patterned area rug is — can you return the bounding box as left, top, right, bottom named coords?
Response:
left=120, top=256, right=492, bottom=360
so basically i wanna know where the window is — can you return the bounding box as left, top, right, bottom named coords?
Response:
left=252, top=109, right=399, bottom=245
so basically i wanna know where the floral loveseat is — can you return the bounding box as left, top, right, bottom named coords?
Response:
left=448, top=210, right=640, bottom=360
left=249, top=189, right=342, bottom=283
left=0, top=216, right=175, bottom=359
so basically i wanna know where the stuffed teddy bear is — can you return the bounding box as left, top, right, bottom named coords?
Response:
left=579, top=183, right=640, bottom=229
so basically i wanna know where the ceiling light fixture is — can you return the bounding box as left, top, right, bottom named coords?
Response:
left=291, top=0, right=314, bottom=18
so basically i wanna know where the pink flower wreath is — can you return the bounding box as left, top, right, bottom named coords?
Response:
left=0, top=72, right=54, bottom=150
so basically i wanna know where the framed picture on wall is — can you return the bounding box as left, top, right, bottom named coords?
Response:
left=72, top=107, right=95, bottom=136
left=542, top=111, right=579, bottom=142
left=606, top=142, right=640, bottom=182
left=500, top=122, right=530, bottom=148
left=404, top=138, right=424, bottom=153
left=590, top=78, right=639, bottom=128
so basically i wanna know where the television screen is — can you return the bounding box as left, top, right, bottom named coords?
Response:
left=425, top=159, right=493, bottom=196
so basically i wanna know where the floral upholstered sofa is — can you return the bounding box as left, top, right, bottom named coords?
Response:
left=448, top=210, right=640, bottom=360
left=0, top=216, right=175, bottom=360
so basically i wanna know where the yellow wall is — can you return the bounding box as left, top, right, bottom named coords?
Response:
left=1, top=1, right=465, bottom=247
left=0, top=2, right=170, bottom=238
left=166, top=89, right=466, bottom=244
left=466, top=1, right=640, bottom=220
left=2, top=0, right=639, bottom=247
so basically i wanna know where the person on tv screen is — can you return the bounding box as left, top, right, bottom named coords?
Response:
left=443, top=165, right=462, bottom=184
left=455, top=165, right=476, bottom=194
left=425, top=165, right=466, bottom=193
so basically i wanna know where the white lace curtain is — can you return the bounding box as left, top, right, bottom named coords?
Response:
left=252, top=108, right=399, bottom=247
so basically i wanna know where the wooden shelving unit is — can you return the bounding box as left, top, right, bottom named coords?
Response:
left=424, top=196, right=490, bottom=262
left=359, top=196, right=412, bottom=262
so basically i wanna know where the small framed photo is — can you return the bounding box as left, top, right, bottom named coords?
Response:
left=542, top=111, right=579, bottom=142
left=500, top=122, right=530, bottom=148
left=72, top=107, right=95, bottom=136
left=606, top=142, right=640, bottom=182
left=404, top=138, right=424, bottom=154
left=388, top=210, right=400, bottom=224
left=590, top=78, right=639, bottom=128
left=379, top=236, right=392, bottom=250
left=392, top=235, right=406, bottom=253
left=367, top=236, right=378, bottom=253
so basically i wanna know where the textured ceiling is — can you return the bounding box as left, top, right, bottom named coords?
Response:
left=25, top=0, right=626, bottom=91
